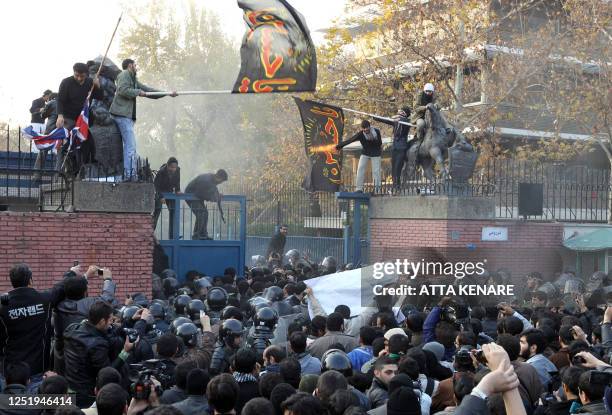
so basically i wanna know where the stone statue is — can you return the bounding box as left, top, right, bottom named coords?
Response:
left=404, top=104, right=477, bottom=182
left=84, top=56, right=124, bottom=177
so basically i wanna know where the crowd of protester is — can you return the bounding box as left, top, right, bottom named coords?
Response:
left=0, top=254, right=611, bottom=415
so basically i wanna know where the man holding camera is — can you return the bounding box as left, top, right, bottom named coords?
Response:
left=54, top=265, right=116, bottom=375
left=63, top=300, right=138, bottom=408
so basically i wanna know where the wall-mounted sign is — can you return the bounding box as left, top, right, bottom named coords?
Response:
left=482, top=227, right=508, bottom=241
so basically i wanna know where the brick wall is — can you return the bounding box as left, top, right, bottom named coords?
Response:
left=370, top=218, right=564, bottom=281
left=0, top=211, right=153, bottom=298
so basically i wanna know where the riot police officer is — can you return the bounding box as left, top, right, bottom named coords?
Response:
left=210, top=318, right=243, bottom=375
left=206, top=287, right=228, bottom=325
left=247, top=307, right=279, bottom=358
left=263, top=286, right=293, bottom=317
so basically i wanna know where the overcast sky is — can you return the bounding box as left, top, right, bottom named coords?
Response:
left=0, top=0, right=346, bottom=125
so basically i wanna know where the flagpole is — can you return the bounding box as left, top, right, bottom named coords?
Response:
left=144, top=90, right=233, bottom=97
left=342, top=107, right=415, bottom=127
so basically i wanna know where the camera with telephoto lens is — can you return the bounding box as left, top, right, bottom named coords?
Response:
left=129, top=360, right=169, bottom=397
left=121, top=328, right=139, bottom=343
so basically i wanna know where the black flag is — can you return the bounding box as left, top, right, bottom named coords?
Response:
left=294, top=98, right=344, bottom=192
left=232, top=0, right=317, bottom=93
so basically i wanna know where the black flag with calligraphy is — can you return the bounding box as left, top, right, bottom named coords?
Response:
left=294, top=98, right=344, bottom=192
left=232, top=0, right=317, bottom=93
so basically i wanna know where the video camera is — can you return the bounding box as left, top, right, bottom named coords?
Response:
left=121, top=328, right=139, bottom=343
left=129, top=359, right=174, bottom=392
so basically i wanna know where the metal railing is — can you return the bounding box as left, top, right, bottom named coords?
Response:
left=1, top=125, right=153, bottom=211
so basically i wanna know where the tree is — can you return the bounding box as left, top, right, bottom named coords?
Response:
left=317, top=0, right=611, bottom=220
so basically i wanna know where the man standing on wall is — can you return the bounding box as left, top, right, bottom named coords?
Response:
left=336, top=120, right=383, bottom=193
left=184, top=169, right=229, bottom=240
left=110, top=58, right=177, bottom=181
left=29, top=90, right=52, bottom=134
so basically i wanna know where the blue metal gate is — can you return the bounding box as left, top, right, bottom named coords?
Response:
left=159, top=194, right=246, bottom=281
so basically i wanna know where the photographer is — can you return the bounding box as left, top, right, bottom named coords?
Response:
left=0, top=263, right=67, bottom=393
left=54, top=266, right=116, bottom=375
left=63, top=301, right=137, bottom=408
left=423, top=297, right=459, bottom=361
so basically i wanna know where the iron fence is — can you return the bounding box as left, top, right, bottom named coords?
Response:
left=1, top=125, right=153, bottom=211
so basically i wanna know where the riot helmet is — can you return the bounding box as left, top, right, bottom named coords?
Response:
left=206, top=287, right=228, bottom=312
left=176, top=322, right=198, bottom=348
left=263, top=286, right=284, bottom=302
left=221, top=306, right=244, bottom=321
left=220, top=318, right=244, bottom=347
left=171, top=317, right=193, bottom=335
left=174, top=294, right=191, bottom=315
left=254, top=307, right=279, bottom=331
left=187, top=299, right=205, bottom=320
left=160, top=269, right=178, bottom=280
left=321, top=349, right=352, bottom=377
left=121, top=305, right=142, bottom=327
left=149, top=302, right=165, bottom=320
left=321, top=256, right=338, bottom=274
left=162, top=277, right=179, bottom=298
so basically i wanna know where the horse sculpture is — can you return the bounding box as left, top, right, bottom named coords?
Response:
left=404, top=103, right=474, bottom=182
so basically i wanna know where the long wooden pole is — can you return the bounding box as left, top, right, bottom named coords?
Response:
left=342, top=107, right=415, bottom=127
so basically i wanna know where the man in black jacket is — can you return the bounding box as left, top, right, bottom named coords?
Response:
left=29, top=89, right=52, bottom=133
left=153, top=157, right=181, bottom=238
left=0, top=263, right=66, bottom=393
left=63, top=300, right=136, bottom=408
left=266, top=225, right=288, bottom=261
left=53, top=266, right=116, bottom=375
left=336, top=120, right=382, bottom=192
left=374, top=107, right=411, bottom=193
left=184, top=169, right=228, bottom=240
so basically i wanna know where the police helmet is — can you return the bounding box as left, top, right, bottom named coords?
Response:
left=187, top=299, right=205, bottom=320
left=162, top=277, right=179, bottom=297
left=248, top=296, right=271, bottom=317
left=171, top=317, right=193, bottom=335
left=194, top=278, right=212, bottom=292
left=149, top=302, right=165, bottom=320
left=206, top=287, right=228, bottom=312
left=321, top=349, right=352, bottom=377
left=220, top=318, right=244, bottom=344
left=174, top=294, right=191, bottom=315
left=121, top=305, right=142, bottom=326
left=321, top=257, right=338, bottom=274
left=254, top=307, right=278, bottom=331
left=160, top=269, right=178, bottom=280
left=285, top=249, right=300, bottom=263
left=221, top=306, right=244, bottom=321
left=176, top=322, right=198, bottom=348
left=177, top=287, right=193, bottom=296
left=263, top=286, right=284, bottom=302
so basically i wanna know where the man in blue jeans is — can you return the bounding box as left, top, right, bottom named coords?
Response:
left=110, top=58, right=177, bottom=180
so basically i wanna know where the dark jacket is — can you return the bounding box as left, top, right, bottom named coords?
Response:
left=550, top=347, right=570, bottom=370
left=373, top=115, right=411, bottom=150
left=455, top=395, right=488, bottom=415
left=411, top=91, right=436, bottom=123
left=54, top=279, right=116, bottom=354
left=337, top=128, right=382, bottom=157
left=154, top=164, right=181, bottom=195
left=0, top=280, right=65, bottom=375
left=575, top=401, right=607, bottom=415
left=171, top=395, right=209, bottom=415
left=235, top=378, right=260, bottom=414
left=367, top=378, right=389, bottom=409
left=2, top=384, right=38, bottom=415
left=534, top=399, right=579, bottom=415
left=487, top=361, right=543, bottom=415
left=30, top=97, right=46, bottom=124
left=57, top=76, right=103, bottom=120
left=160, top=387, right=187, bottom=405
left=62, top=321, right=127, bottom=400
left=265, top=231, right=286, bottom=259
left=185, top=174, right=220, bottom=202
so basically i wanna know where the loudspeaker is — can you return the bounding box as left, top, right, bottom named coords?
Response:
left=518, top=183, right=543, bottom=217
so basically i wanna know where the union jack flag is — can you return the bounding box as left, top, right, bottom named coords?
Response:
left=71, top=97, right=90, bottom=146
left=21, top=126, right=69, bottom=151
